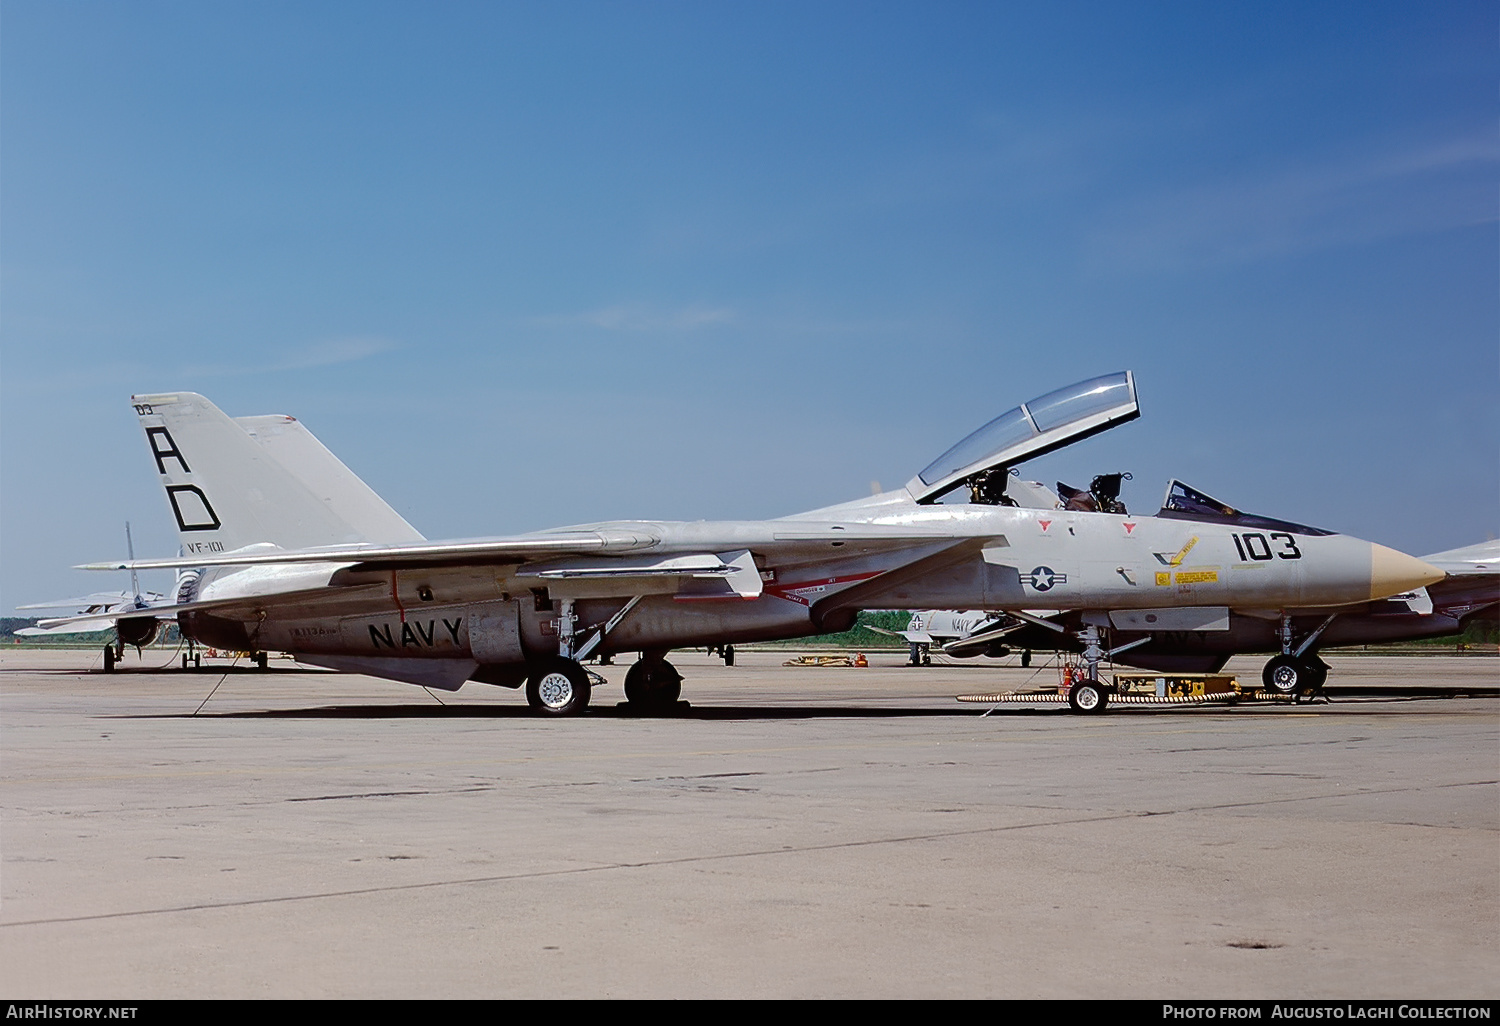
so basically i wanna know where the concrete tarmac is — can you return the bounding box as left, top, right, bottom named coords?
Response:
left=1, top=648, right=1495, bottom=999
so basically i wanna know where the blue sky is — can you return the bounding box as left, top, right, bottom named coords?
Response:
left=2, top=1, right=1495, bottom=611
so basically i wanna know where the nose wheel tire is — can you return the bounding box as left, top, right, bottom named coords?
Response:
left=1067, top=679, right=1109, bottom=714
left=526, top=657, right=592, bottom=715
left=1263, top=655, right=1307, bottom=695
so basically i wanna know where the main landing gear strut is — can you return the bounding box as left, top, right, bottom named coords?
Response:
left=523, top=598, right=690, bottom=716
left=525, top=599, right=592, bottom=715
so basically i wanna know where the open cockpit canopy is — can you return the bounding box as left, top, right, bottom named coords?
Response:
left=1156, top=480, right=1335, bottom=536
left=908, top=372, right=1139, bottom=504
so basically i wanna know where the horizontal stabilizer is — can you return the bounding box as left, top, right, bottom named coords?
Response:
left=23, top=582, right=385, bottom=632
left=16, top=619, right=120, bottom=636
left=18, top=591, right=165, bottom=611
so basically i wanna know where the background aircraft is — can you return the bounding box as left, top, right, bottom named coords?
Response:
left=16, top=524, right=171, bottom=670
left=47, top=373, right=1442, bottom=715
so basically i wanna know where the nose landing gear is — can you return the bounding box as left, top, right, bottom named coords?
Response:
left=1263, top=613, right=1336, bottom=698
left=1262, top=653, right=1329, bottom=697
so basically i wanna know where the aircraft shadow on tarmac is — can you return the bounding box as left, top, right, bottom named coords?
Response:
left=137, top=703, right=999, bottom=721
left=68, top=662, right=1497, bottom=718
left=44, top=664, right=320, bottom=676
left=120, top=689, right=1497, bottom=721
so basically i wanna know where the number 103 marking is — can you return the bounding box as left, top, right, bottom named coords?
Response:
left=1232, top=532, right=1301, bottom=561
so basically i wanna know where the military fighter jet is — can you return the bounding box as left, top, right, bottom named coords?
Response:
left=56, top=373, right=1443, bottom=714
left=18, top=588, right=168, bottom=667
left=17, top=524, right=173, bottom=670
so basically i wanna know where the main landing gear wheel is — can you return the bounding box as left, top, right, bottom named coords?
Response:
left=624, top=658, right=682, bottom=711
left=526, top=657, right=592, bottom=716
left=102, top=645, right=115, bottom=673
left=1067, top=678, right=1109, bottom=714
left=1263, top=655, right=1311, bottom=696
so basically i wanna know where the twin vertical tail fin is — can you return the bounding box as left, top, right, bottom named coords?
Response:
left=131, top=393, right=424, bottom=556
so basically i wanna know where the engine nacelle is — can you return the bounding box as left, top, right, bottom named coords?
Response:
left=117, top=616, right=159, bottom=648
left=175, top=569, right=201, bottom=605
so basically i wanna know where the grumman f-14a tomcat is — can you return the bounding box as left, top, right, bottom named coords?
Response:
left=50, top=372, right=1442, bottom=715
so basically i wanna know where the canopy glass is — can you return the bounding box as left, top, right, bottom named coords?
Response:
left=915, top=372, right=1137, bottom=495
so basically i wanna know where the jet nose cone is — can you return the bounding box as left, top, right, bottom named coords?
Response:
left=1369, top=543, right=1446, bottom=601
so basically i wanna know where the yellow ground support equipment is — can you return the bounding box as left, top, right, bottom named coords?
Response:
left=956, top=672, right=1300, bottom=709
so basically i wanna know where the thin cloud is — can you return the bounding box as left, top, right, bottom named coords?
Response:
left=531, top=304, right=735, bottom=332
left=267, top=336, right=400, bottom=371
left=1086, top=130, right=1498, bottom=272
left=179, top=336, right=400, bottom=377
